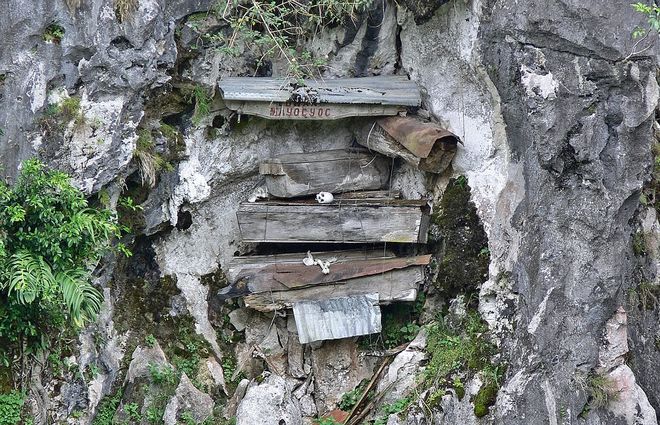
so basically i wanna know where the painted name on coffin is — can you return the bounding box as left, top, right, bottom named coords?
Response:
left=269, top=104, right=332, bottom=119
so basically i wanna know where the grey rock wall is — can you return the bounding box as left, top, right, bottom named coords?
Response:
left=0, top=0, right=659, bottom=424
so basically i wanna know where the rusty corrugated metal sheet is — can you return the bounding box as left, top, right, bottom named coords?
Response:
left=377, top=116, right=461, bottom=173
left=218, top=76, right=421, bottom=106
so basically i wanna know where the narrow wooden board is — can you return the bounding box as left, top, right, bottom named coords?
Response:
left=243, top=268, right=421, bottom=312
left=260, top=149, right=390, bottom=198
left=237, top=201, right=430, bottom=244
left=219, top=76, right=421, bottom=106
left=220, top=254, right=430, bottom=299
left=225, top=101, right=406, bottom=120
left=227, top=249, right=396, bottom=283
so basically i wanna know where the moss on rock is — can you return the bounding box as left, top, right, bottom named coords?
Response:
left=429, top=176, right=489, bottom=298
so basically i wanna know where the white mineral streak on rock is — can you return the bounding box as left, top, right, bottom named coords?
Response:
left=541, top=380, right=558, bottom=425
left=520, top=65, right=558, bottom=100
left=598, top=307, right=657, bottom=424
left=527, top=287, right=555, bottom=335
left=27, top=61, right=47, bottom=113
left=236, top=375, right=303, bottom=425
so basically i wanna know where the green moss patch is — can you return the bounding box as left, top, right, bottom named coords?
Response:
left=429, top=176, right=489, bottom=298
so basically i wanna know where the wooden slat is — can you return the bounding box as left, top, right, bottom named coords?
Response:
left=260, top=149, right=390, bottom=198
left=224, top=101, right=405, bottom=120
left=243, top=267, right=421, bottom=312
left=227, top=249, right=396, bottom=283
left=221, top=254, right=430, bottom=299
left=219, top=76, right=421, bottom=107
left=237, top=201, right=429, bottom=244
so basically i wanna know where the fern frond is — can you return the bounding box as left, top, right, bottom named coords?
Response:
left=5, top=251, right=54, bottom=304
left=56, top=268, right=102, bottom=327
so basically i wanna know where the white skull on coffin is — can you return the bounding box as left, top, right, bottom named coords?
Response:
left=315, top=192, right=334, bottom=204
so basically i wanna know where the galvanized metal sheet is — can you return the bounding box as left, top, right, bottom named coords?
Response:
left=293, top=294, right=382, bottom=344
left=219, top=76, right=421, bottom=107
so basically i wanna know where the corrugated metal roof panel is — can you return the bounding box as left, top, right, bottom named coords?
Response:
left=292, top=294, right=382, bottom=344
left=218, top=76, right=421, bottom=106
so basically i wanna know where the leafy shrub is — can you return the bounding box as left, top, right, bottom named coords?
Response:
left=43, top=23, right=65, bottom=43
left=0, top=391, right=24, bottom=425
left=0, top=160, right=126, bottom=368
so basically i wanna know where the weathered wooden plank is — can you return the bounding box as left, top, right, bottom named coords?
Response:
left=260, top=149, right=390, bottom=198
left=219, top=76, right=421, bottom=106
left=224, top=101, right=405, bottom=120
left=220, top=254, right=430, bottom=299
left=237, top=201, right=429, bottom=244
left=243, top=267, right=421, bottom=312
left=227, top=249, right=396, bottom=283
left=293, top=294, right=382, bottom=344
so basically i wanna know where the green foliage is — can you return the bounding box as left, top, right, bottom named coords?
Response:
left=39, top=96, right=86, bottom=139
left=632, top=2, right=660, bottom=37
left=43, top=23, right=65, bottom=43
left=92, top=387, right=123, bottom=424
left=587, top=373, right=619, bottom=409
left=0, top=391, right=24, bottom=425
left=632, top=231, right=647, bottom=256
left=146, top=405, right=164, bottom=424
left=422, top=311, right=503, bottom=417
left=314, top=418, right=342, bottom=425
left=147, top=362, right=177, bottom=386
left=180, top=411, right=196, bottom=425
left=211, top=0, right=371, bottom=79
left=134, top=129, right=173, bottom=187
left=145, top=333, right=157, bottom=348
left=338, top=380, right=366, bottom=411
left=125, top=402, right=141, bottom=421
left=190, top=86, right=211, bottom=126
left=0, top=159, right=126, bottom=369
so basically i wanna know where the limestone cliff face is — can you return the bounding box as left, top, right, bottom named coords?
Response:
left=0, top=0, right=658, bottom=424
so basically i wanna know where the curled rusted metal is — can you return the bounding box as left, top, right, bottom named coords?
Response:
left=377, top=116, right=461, bottom=173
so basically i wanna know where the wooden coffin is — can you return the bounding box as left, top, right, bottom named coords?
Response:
left=218, top=76, right=421, bottom=120
left=357, top=116, right=461, bottom=174
left=237, top=198, right=430, bottom=244
left=260, top=149, right=390, bottom=198
left=219, top=250, right=429, bottom=312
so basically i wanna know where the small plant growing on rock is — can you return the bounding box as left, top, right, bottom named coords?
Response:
left=43, top=23, right=65, bottom=43
left=211, top=0, right=371, bottom=79
left=0, top=391, right=24, bottom=425
left=579, top=372, right=620, bottom=414
left=133, top=129, right=172, bottom=187
left=115, top=0, right=139, bottom=23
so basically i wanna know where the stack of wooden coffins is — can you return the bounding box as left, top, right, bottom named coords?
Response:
left=217, top=76, right=460, bottom=344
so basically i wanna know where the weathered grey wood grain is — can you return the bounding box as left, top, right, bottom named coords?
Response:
left=220, top=253, right=430, bottom=299
left=237, top=200, right=430, bottom=244
left=224, top=101, right=405, bottom=120
left=219, top=76, right=421, bottom=106
left=260, top=149, right=390, bottom=198
left=243, top=267, right=421, bottom=312
left=227, top=249, right=395, bottom=283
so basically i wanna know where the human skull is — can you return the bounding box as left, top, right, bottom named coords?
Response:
left=315, top=192, right=334, bottom=204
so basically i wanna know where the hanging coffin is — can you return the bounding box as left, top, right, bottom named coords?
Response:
left=260, top=149, right=390, bottom=198
left=218, top=76, right=421, bottom=120
left=237, top=197, right=430, bottom=244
